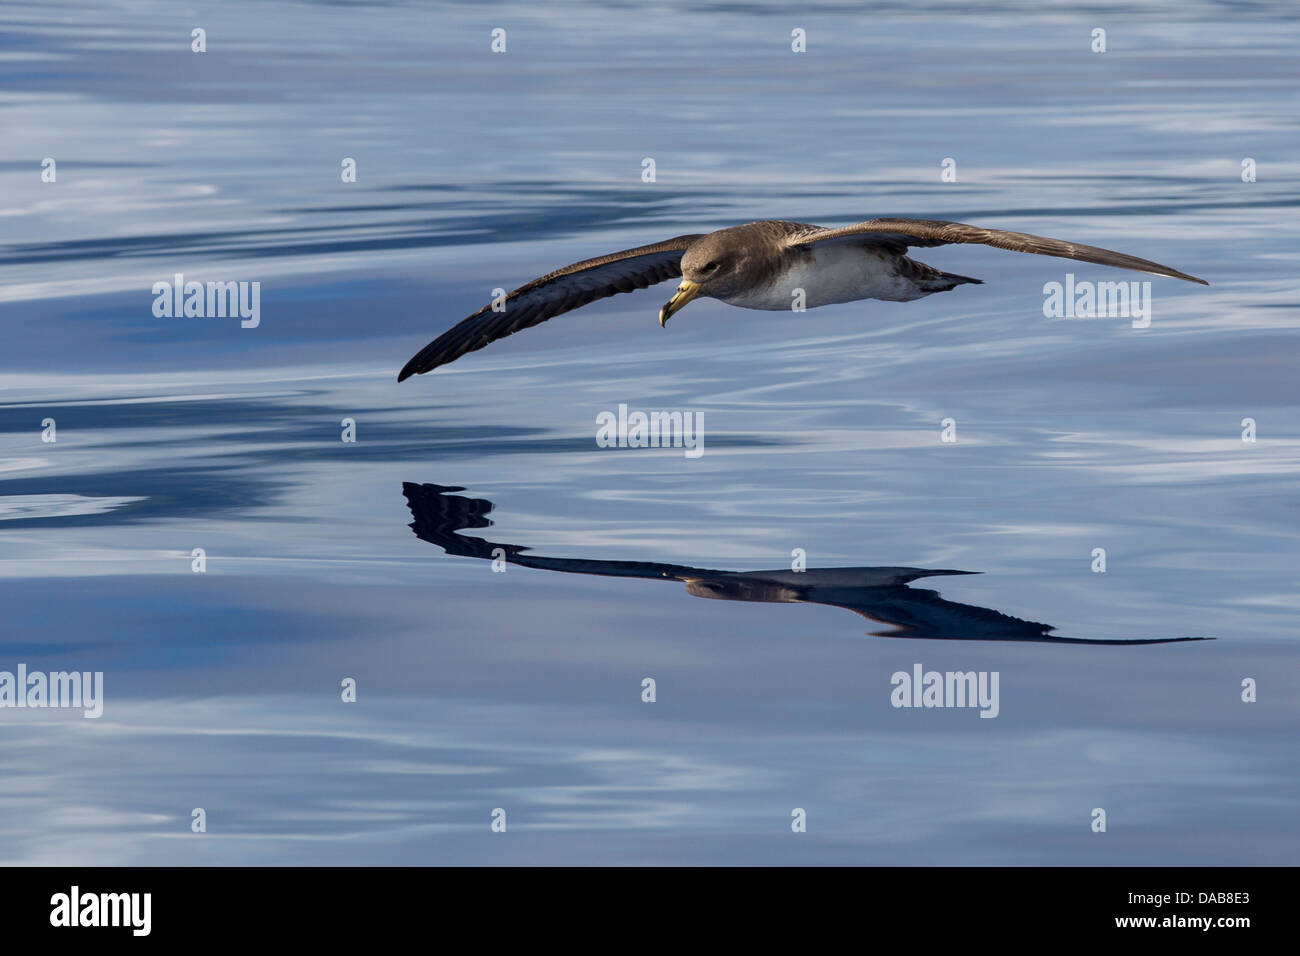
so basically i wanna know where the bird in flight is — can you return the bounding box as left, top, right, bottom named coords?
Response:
left=398, top=217, right=1208, bottom=381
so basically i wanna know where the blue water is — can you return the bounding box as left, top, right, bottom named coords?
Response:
left=1, top=0, right=1297, bottom=865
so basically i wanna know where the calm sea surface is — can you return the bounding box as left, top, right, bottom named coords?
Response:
left=1, top=0, right=1297, bottom=864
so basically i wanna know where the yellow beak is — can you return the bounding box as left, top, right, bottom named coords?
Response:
left=659, top=280, right=702, bottom=327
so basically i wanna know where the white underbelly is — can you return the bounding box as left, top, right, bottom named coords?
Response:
left=720, top=246, right=919, bottom=310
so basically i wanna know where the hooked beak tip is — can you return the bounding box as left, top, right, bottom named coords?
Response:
left=659, top=280, right=701, bottom=329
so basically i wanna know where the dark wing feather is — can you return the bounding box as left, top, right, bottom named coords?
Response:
left=398, top=234, right=704, bottom=380
left=785, top=218, right=1208, bottom=285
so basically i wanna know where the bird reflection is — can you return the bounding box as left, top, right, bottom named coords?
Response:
left=402, top=482, right=1210, bottom=646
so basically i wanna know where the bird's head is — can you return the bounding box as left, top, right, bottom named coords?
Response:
left=659, top=232, right=752, bottom=326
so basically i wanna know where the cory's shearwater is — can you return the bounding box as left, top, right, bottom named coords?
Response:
left=398, top=217, right=1208, bottom=380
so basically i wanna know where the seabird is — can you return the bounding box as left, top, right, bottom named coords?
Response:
left=398, top=217, right=1208, bottom=380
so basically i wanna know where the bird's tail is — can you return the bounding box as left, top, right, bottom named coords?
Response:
left=926, top=270, right=984, bottom=292
left=896, top=256, right=984, bottom=295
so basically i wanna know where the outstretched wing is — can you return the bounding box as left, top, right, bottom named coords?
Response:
left=784, top=218, right=1208, bottom=285
left=398, top=234, right=705, bottom=380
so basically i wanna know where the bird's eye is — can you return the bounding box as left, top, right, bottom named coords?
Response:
left=703, top=261, right=719, bottom=272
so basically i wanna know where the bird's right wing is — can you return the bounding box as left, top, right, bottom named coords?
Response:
left=786, top=218, right=1209, bottom=285
left=398, top=234, right=705, bottom=380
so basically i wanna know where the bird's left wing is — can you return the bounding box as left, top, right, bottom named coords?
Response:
left=785, top=218, right=1208, bottom=285
left=399, top=234, right=704, bottom=380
